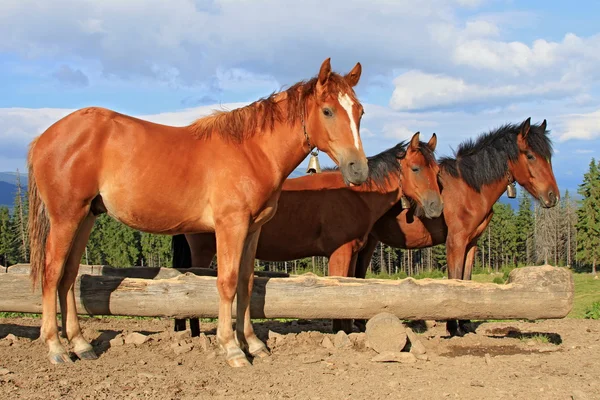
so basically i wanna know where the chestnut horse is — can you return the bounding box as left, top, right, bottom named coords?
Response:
left=27, top=58, right=370, bottom=367
left=171, top=132, right=443, bottom=335
left=355, top=118, right=559, bottom=336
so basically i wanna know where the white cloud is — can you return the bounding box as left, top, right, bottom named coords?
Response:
left=574, top=149, right=594, bottom=154
left=389, top=70, right=579, bottom=111
left=558, top=109, right=600, bottom=141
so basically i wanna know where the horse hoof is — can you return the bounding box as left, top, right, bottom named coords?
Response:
left=250, top=346, right=270, bottom=359
left=227, top=355, right=251, bottom=368
left=49, top=352, right=74, bottom=364
left=76, top=348, right=98, bottom=360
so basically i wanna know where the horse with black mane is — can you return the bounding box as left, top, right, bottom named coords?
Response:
left=355, top=117, right=559, bottom=336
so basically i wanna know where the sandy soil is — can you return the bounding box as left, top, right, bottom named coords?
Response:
left=1, top=316, right=599, bottom=399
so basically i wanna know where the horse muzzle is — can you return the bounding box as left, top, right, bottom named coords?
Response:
left=340, top=156, right=369, bottom=186
left=421, top=192, right=444, bottom=218
left=540, top=189, right=558, bottom=208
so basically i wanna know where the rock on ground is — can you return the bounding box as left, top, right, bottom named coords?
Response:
left=365, top=312, right=407, bottom=353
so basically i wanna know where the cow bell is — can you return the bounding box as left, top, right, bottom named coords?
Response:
left=507, top=182, right=517, bottom=198
left=400, top=196, right=411, bottom=209
left=306, top=151, right=321, bottom=174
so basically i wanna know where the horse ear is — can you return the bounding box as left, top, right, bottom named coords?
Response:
left=520, top=117, right=531, bottom=138
left=345, top=62, right=362, bottom=87
left=318, top=58, right=332, bottom=87
left=410, top=132, right=421, bottom=151
left=427, top=133, right=437, bottom=152
left=540, top=119, right=547, bottom=132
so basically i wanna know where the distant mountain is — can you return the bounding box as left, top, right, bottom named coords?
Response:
left=0, top=181, right=16, bottom=207
left=0, top=172, right=27, bottom=186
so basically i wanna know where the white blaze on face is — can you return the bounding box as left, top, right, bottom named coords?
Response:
left=338, top=92, right=360, bottom=150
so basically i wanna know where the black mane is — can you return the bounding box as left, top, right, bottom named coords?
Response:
left=439, top=120, right=553, bottom=192
left=323, top=140, right=436, bottom=189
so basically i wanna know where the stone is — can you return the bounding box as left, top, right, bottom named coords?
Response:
left=425, top=320, right=437, bottom=329
left=3, top=334, right=17, bottom=342
left=109, top=335, right=124, bottom=347
left=174, top=330, right=191, bottom=341
left=125, top=332, right=149, bottom=345
left=334, top=331, right=352, bottom=349
left=365, top=312, right=407, bottom=354
left=371, top=352, right=417, bottom=364
left=197, top=333, right=210, bottom=352
left=348, top=332, right=367, bottom=347
left=405, top=327, right=427, bottom=355
left=415, top=353, right=429, bottom=361
left=172, top=342, right=194, bottom=355
left=484, top=353, right=493, bottom=365
left=0, top=368, right=10, bottom=376
left=321, top=336, right=334, bottom=349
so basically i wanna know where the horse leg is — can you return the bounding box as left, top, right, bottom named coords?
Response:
left=58, top=213, right=97, bottom=360
left=41, top=208, right=90, bottom=364
left=235, top=228, right=269, bottom=359
left=329, top=244, right=355, bottom=334
left=445, top=234, right=468, bottom=337
left=457, top=242, right=479, bottom=334
left=214, top=218, right=251, bottom=367
left=352, top=235, right=379, bottom=332
left=187, top=233, right=217, bottom=337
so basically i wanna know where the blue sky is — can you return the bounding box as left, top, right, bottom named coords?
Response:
left=0, top=0, right=599, bottom=197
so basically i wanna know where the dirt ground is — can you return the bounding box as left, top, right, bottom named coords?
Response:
left=1, top=316, right=599, bottom=400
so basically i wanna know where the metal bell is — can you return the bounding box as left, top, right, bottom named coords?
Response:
left=400, top=196, right=411, bottom=209
left=507, top=182, right=517, bottom=198
left=306, top=151, right=321, bottom=174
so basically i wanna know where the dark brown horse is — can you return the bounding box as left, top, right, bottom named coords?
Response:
left=172, top=132, right=443, bottom=334
left=27, top=58, right=370, bottom=367
left=355, top=118, right=559, bottom=336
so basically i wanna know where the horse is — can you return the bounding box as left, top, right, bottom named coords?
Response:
left=171, top=131, right=444, bottom=335
left=27, top=58, right=370, bottom=368
left=354, top=117, right=559, bottom=336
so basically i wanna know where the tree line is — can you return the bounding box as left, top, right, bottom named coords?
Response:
left=1, top=159, right=599, bottom=275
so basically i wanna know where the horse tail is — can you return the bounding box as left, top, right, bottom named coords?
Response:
left=28, top=137, right=50, bottom=291
left=171, top=234, right=192, bottom=269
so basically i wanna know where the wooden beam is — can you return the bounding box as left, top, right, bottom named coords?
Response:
left=0, top=265, right=573, bottom=320
left=6, top=264, right=289, bottom=279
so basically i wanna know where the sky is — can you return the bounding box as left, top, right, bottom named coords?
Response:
left=1, top=0, right=599, bottom=196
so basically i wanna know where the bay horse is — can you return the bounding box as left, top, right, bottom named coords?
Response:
left=355, top=117, right=559, bottom=336
left=27, top=58, right=370, bottom=367
left=171, top=132, right=443, bottom=335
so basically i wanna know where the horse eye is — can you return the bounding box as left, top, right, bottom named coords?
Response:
left=526, top=153, right=535, bottom=161
left=323, top=108, right=333, bottom=117
left=411, top=166, right=420, bottom=173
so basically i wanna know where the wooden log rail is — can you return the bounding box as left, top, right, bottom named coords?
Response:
left=0, top=265, right=573, bottom=321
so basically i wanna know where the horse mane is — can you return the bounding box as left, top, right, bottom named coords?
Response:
left=439, top=120, right=553, bottom=192
left=323, top=140, right=436, bottom=189
left=188, top=73, right=358, bottom=142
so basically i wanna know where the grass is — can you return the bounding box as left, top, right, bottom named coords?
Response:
left=570, top=273, right=600, bottom=318
left=519, top=333, right=550, bottom=344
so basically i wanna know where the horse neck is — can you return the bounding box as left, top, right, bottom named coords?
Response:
left=360, top=172, right=404, bottom=215
left=473, top=176, right=510, bottom=214
left=249, top=118, right=310, bottom=186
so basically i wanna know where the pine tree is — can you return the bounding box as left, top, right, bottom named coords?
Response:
left=560, top=190, right=577, bottom=267
left=515, top=193, right=534, bottom=266
left=12, top=170, right=28, bottom=262
left=141, top=233, right=173, bottom=267
left=576, top=159, right=600, bottom=274
left=0, top=206, right=16, bottom=266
